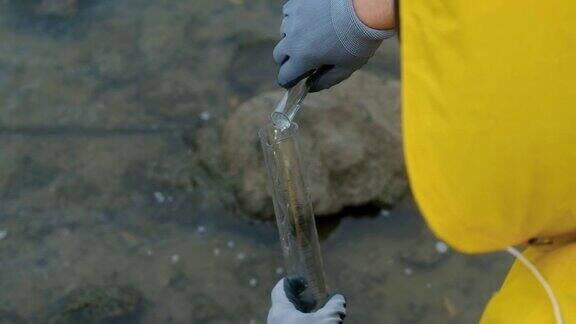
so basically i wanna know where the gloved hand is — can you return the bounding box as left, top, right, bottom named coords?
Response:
left=267, top=278, right=347, bottom=324
left=274, top=0, right=394, bottom=92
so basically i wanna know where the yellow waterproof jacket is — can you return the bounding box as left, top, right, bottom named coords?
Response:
left=400, top=0, right=576, bottom=322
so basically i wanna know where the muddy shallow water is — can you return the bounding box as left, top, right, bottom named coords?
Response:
left=0, top=0, right=512, bottom=323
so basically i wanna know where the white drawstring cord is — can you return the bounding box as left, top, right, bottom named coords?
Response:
left=506, top=246, right=564, bottom=324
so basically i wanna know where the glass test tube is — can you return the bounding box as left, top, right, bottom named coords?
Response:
left=259, top=122, right=328, bottom=312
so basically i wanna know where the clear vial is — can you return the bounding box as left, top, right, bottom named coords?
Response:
left=259, top=122, right=328, bottom=312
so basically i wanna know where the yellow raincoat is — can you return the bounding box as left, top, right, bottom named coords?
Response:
left=400, top=0, right=576, bottom=322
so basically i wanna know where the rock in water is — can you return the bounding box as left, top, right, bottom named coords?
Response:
left=33, top=0, right=78, bottom=18
left=47, top=285, right=143, bottom=324
left=189, top=293, right=230, bottom=323
left=222, top=71, right=407, bottom=218
left=0, top=310, right=26, bottom=324
left=399, top=232, right=452, bottom=268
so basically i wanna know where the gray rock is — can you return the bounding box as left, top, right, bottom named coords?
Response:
left=399, top=232, right=452, bottom=268
left=398, top=302, right=427, bottom=323
left=33, top=0, right=78, bottom=18
left=222, top=71, right=407, bottom=218
left=0, top=310, right=26, bottom=324
left=189, top=293, right=230, bottom=323
left=47, top=285, right=143, bottom=324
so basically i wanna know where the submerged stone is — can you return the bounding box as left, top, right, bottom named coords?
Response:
left=47, top=285, right=143, bottom=324
left=35, top=0, right=77, bottom=18
left=0, top=309, right=26, bottom=324
left=400, top=234, right=452, bottom=268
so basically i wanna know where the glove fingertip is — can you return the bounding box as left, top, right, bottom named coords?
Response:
left=308, top=76, right=330, bottom=93
left=308, top=66, right=350, bottom=93
left=278, top=63, right=315, bottom=89
left=323, top=293, right=347, bottom=311
left=330, top=293, right=346, bottom=303
left=270, top=278, right=287, bottom=302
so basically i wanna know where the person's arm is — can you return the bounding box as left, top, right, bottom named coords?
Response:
left=353, top=0, right=396, bottom=30
left=273, top=0, right=396, bottom=92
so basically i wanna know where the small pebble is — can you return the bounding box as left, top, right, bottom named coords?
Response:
left=197, top=225, right=206, bottom=234
left=228, top=96, right=239, bottom=108
left=248, top=277, right=258, bottom=287
left=249, top=320, right=256, bottom=324
left=379, top=209, right=391, bottom=217
left=171, top=254, right=180, bottom=263
left=146, top=249, right=154, bottom=256
left=237, top=253, right=246, bottom=261
left=213, top=248, right=221, bottom=256
left=426, top=283, right=432, bottom=289
left=228, top=0, right=244, bottom=6
left=154, top=192, right=166, bottom=204
left=0, top=229, right=8, bottom=241
left=387, top=258, right=394, bottom=265
left=227, top=240, right=235, bottom=248
left=435, top=241, right=449, bottom=254
left=200, top=111, right=211, bottom=121
left=404, top=267, right=413, bottom=276
left=275, top=267, right=284, bottom=275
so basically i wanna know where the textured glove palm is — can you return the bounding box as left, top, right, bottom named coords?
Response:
left=274, top=0, right=394, bottom=92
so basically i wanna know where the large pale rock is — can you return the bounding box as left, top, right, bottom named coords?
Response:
left=222, top=71, right=407, bottom=218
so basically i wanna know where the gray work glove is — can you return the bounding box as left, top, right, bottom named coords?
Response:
left=267, top=278, right=346, bottom=324
left=274, top=0, right=394, bottom=92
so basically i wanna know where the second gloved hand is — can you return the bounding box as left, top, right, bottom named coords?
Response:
left=267, top=278, right=346, bottom=324
left=274, top=0, right=394, bottom=92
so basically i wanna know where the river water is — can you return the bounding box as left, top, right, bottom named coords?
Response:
left=0, top=0, right=512, bottom=323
